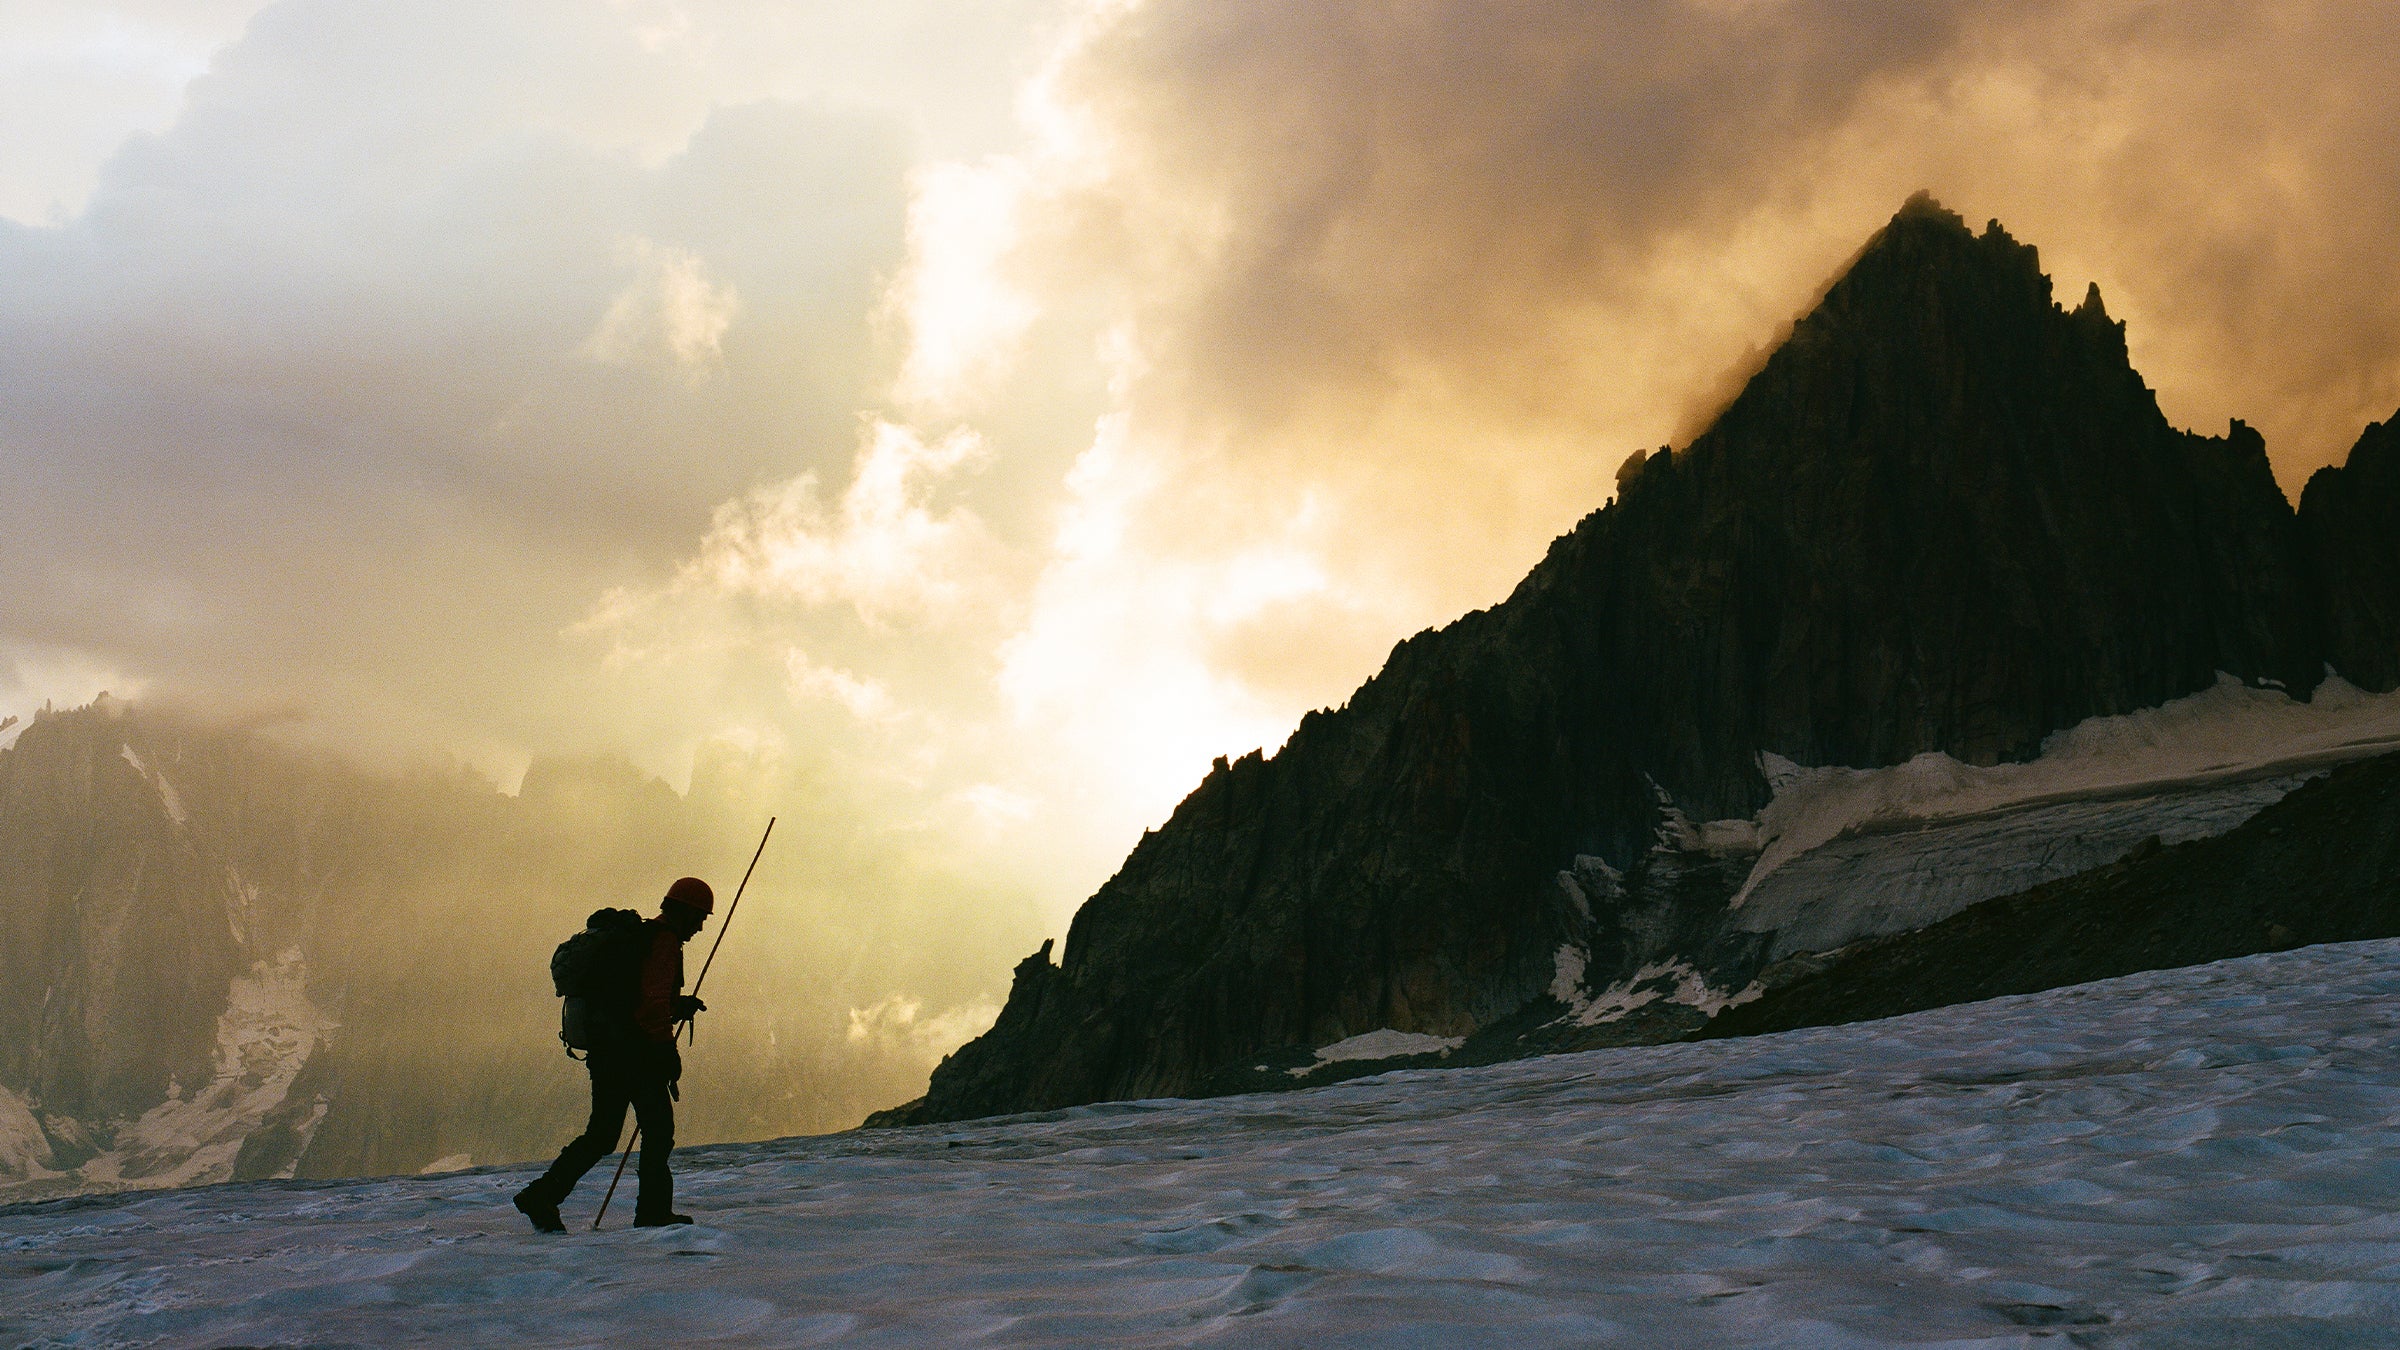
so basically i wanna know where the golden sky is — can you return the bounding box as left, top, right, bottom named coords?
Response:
left=5, top=0, right=2399, bottom=1041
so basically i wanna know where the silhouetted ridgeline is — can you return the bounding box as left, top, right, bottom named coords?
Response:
left=877, top=195, right=2400, bottom=1126
left=2301, top=412, right=2400, bottom=691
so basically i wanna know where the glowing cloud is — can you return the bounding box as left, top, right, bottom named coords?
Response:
left=844, top=992, right=1002, bottom=1069
left=581, top=237, right=740, bottom=380
left=890, top=159, right=1039, bottom=411
left=698, top=418, right=997, bottom=626
left=784, top=648, right=898, bottom=724
left=994, top=414, right=1365, bottom=820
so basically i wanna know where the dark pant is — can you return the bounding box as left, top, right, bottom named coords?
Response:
left=524, top=1045, right=677, bottom=1219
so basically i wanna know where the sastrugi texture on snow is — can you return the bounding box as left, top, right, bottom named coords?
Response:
left=881, top=195, right=2400, bottom=1126
left=12, top=940, right=2400, bottom=1347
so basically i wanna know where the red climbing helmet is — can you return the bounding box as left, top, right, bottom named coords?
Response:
left=662, top=876, right=714, bottom=916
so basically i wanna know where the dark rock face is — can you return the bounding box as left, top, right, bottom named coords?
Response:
left=0, top=698, right=243, bottom=1124
left=1702, top=750, right=2400, bottom=1039
left=883, top=195, right=2360, bottom=1127
left=2300, top=413, right=2400, bottom=691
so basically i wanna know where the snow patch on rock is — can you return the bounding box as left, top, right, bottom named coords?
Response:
left=23, top=949, right=337, bottom=1199
left=1549, top=944, right=1589, bottom=1003
left=1734, top=774, right=2304, bottom=960
left=1291, top=1029, right=1463, bottom=1075
left=224, top=866, right=262, bottom=947
left=0, top=1084, right=58, bottom=1182
left=1554, top=955, right=1759, bottom=1027
left=1650, top=790, right=1762, bottom=859
left=118, top=742, right=189, bottom=826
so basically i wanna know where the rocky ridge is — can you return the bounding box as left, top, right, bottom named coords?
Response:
left=2301, top=413, right=2400, bottom=691
left=878, top=195, right=2400, bottom=1126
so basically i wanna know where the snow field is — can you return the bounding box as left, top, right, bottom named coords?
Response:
left=8, top=940, right=2400, bottom=1347
left=1732, top=775, right=2306, bottom=962
left=1735, top=672, right=2400, bottom=910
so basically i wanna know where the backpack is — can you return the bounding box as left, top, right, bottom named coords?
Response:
left=551, top=908, right=649, bottom=1055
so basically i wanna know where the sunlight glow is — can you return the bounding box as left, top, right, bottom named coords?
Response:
left=891, top=159, right=1039, bottom=411
left=697, top=418, right=994, bottom=627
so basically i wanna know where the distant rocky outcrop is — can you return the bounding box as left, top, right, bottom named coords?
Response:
left=879, top=195, right=2397, bottom=1127
left=0, top=696, right=247, bottom=1128
left=2301, top=413, right=2400, bottom=692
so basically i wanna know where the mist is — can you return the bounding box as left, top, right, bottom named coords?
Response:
left=0, top=697, right=1046, bottom=1189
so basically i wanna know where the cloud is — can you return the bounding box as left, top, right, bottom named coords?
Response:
left=0, top=1, right=926, bottom=769
left=940, top=0, right=2400, bottom=806
left=0, top=0, right=273, bottom=224
left=580, top=237, right=740, bottom=379
left=784, top=650, right=899, bottom=725
left=992, top=413, right=1379, bottom=813
left=575, top=415, right=1006, bottom=753
left=888, top=159, right=1040, bottom=411
left=1047, top=0, right=2399, bottom=485
left=0, top=642, right=150, bottom=744
left=845, top=992, right=1002, bottom=1068
left=690, top=418, right=999, bottom=625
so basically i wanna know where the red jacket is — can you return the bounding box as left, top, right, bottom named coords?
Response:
left=631, top=921, right=686, bottom=1043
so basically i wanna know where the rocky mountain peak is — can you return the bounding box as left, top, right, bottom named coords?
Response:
left=1564, top=193, right=2316, bottom=820
left=893, top=199, right=2388, bottom=1127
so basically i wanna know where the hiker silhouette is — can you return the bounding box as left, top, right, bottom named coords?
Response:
left=514, top=877, right=712, bottom=1231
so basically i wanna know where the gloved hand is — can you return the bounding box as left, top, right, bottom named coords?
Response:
left=642, top=1040, right=683, bottom=1084
left=671, top=994, right=706, bottom=1020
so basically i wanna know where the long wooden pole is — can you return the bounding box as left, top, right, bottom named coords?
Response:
left=593, top=817, right=775, bottom=1230
left=689, top=816, right=774, bottom=1016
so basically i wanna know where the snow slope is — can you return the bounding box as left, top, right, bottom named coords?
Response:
left=75, top=951, right=334, bottom=1194
left=9, top=940, right=2400, bottom=1347
left=1735, top=674, right=2400, bottom=912
left=1732, top=773, right=2309, bottom=961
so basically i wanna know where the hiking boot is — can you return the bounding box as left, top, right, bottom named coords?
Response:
left=633, top=1211, right=693, bottom=1227
left=513, top=1188, right=566, bottom=1234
